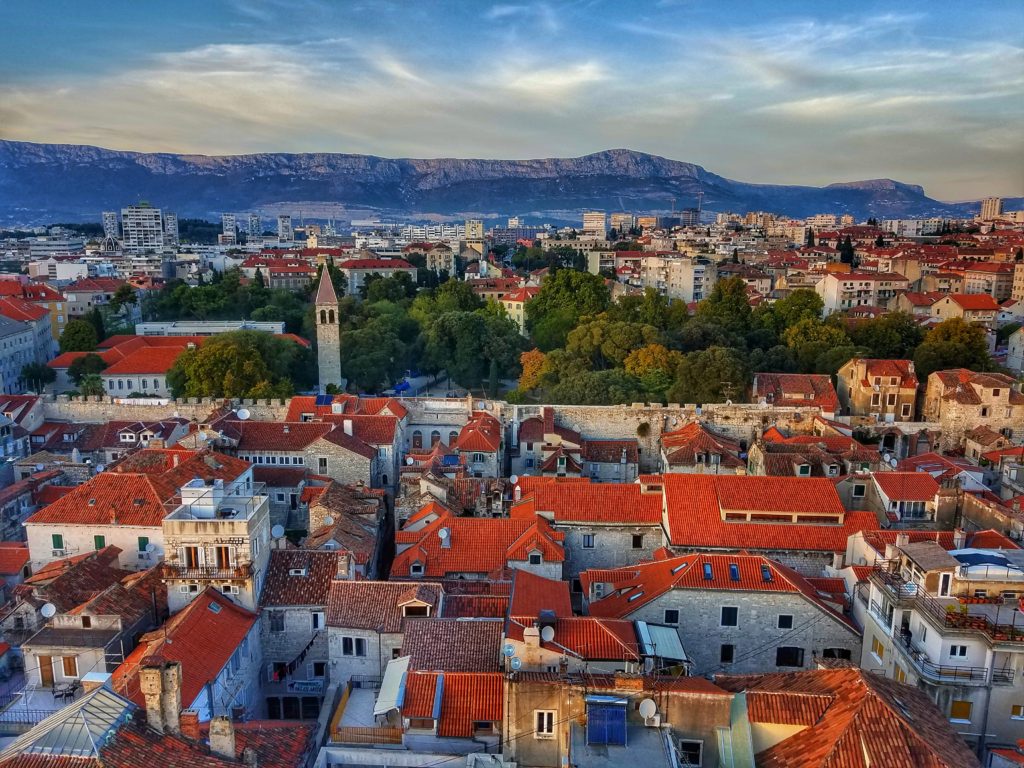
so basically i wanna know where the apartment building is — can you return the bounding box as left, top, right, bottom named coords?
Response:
left=121, top=204, right=165, bottom=253
left=836, top=358, right=919, bottom=421
left=816, top=271, right=911, bottom=313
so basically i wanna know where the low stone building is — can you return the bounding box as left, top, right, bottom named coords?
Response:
left=923, top=369, right=1024, bottom=450
left=836, top=358, right=919, bottom=421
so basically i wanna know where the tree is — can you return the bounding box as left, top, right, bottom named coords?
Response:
left=848, top=312, right=925, bottom=359
left=60, top=319, right=99, bottom=352
left=874, top=234, right=885, bottom=247
left=838, top=236, right=855, bottom=265
left=667, top=346, right=749, bottom=404
left=526, top=270, right=610, bottom=350
left=757, top=289, right=824, bottom=335
left=21, top=362, right=55, bottom=392
left=339, top=317, right=407, bottom=392
left=166, top=331, right=312, bottom=398
left=365, top=271, right=417, bottom=303
left=783, top=318, right=853, bottom=372
left=624, top=343, right=683, bottom=400
left=253, top=268, right=266, bottom=289
left=109, top=284, right=137, bottom=314
left=695, top=277, right=752, bottom=336
left=68, top=353, right=108, bottom=384
left=913, top=318, right=992, bottom=379
left=564, top=319, right=660, bottom=370
left=86, top=307, right=106, bottom=341
left=805, top=229, right=815, bottom=247
left=518, top=349, right=548, bottom=392
left=78, top=374, right=105, bottom=397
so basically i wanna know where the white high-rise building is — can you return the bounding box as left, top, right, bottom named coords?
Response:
left=221, top=214, right=237, bottom=245
left=980, top=197, right=1003, bottom=220
left=507, top=216, right=521, bottom=228
left=121, top=204, right=165, bottom=253
left=101, top=211, right=119, bottom=239
left=277, top=215, right=293, bottom=243
left=248, top=214, right=261, bottom=239
left=582, top=211, right=607, bottom=236
left=163, top=212, right=179, bottom=247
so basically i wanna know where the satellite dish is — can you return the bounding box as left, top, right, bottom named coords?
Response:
left=236, top=408, right=251, bottom=421
left=41, top=603, right=57, bottom=619
left=323, top=515, right=335, bottom=526
left=890, top=458, right=898, bottom=468
left=638, top=698, right=658, bottom=719
left=145, top=543, right=156, bottom=554
left=476, top=401, right=486, bottom=410
left=503, top=643, right=516, bottom=657
left=35, top=464, right=44, bottom=472
left=406, top=456, right=414, bottom=465
left=725, top=399, right=732, bottom=406
left=508, top=474, right=519, bottom=485
left=437, top=527, right=450, bottom=540
left=541, top=625, right=555, bottom=643
left=510, top=657, right=522, bottom=671
left=95, top=465, right=105, bottom=474
left=882, top=453, right=891, bottom=464
left=271, top=524, right=285, bottom=539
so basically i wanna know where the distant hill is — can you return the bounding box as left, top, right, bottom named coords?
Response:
left=0, top=141, right=1005, bottom=226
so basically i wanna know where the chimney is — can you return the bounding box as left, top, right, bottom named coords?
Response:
left=895, top=532, right=909, bottom=548
left=242, top=746, right=259, bottom=767
left=180, top=710, right=200, bottom=742
left=139, top=659, right=181, bottom=734
left=523, top=624, right=540, bottom=648
left=953, top=528, right=967, bottom=549
left=161, top=661, right=182, bottom=735
left=209, top=716, right=236, bottom=760
left=343, top=419, right=353, bottom=436
left=173, top=453, right=180, bottom=468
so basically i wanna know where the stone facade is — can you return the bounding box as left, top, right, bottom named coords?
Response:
left=922, top=371, right=1024, bottom=451
left=327, top=627, right=402, bottom=683
left=620, top=589, right=861, bottom=676
left=260, top=607, right=330, bottom=719
left=558, top=525, right=663, bottom=581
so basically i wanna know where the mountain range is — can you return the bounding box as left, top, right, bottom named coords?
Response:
left=0, top=141, right=1010, bottom=226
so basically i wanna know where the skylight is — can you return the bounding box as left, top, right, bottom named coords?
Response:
left=761, top=564, right=773, bottom=582
left=627, top=591, right=644, bottom=602
left=670, top=562, right=688, bottom=575
left=729, top=564, right=740, bottom=581
left=208, top=602, right=222, bottom=613
left=703, top=563, right=713, bottom=580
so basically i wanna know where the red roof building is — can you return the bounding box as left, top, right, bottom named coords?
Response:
left=752, top=373, right=841, bottom=414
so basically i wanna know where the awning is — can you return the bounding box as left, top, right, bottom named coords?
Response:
left=373, top=656, right=411, bottom=716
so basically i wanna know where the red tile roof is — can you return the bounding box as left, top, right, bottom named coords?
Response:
left=754, top=373, right=840, bottom=412
left=402, top=618, right=502, bottom=671
left=110, top=588, right=257, bottom=709
left=506, top=616, right=640, bottom=661
left=508, top=569, right=572, bottom=617
left=583, top=552, right=854, bottom=631
left=326, top=581, right=442, bottom=633
left=661, top=474, right=878, bottom=552
left=0, top=542, right=29, bottom=575
left=872, top=471, right=940, bottom=501
left=511, top=482, right=662, bottom=525
left=455, top=412, right=502, bottom=453
left=0, top=296, right=49, bottom=322
left=402, top=671, right=503, bottom=737
left=260, top=550, right=341, bottom=607
left=338, top=258, right=414, bottom=270
left=944, top=293, right=1001, bottom=311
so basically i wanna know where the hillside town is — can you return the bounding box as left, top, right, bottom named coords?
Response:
left=0, top=199, right=1020, bottom=768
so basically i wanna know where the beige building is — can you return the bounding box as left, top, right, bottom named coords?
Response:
left=980, top=196, right=1003, bottom=221
left=425, top=244, right=455, bottom=276
left=816, top=271, right=911, bottom=313
left=581, top=211, right=607, bottom=237
left=500, top=285, right=539, bottom=334
left=836, top=358, right=919, bottom=421
left=1012, top=262, right=1024, bottom=302
left=923, top=369, right=1024, bottom=450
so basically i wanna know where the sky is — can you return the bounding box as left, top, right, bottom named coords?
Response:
left=1, top=0, right=1022, bottom=200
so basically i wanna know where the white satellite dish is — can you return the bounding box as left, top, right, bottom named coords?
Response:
left=638, top=698, right=658, bottom=719
left=323, top=515, right=335, bottom=526
left=271, top=524, right=285, bottom=539
left=508, top=474, right=519, bottom=485
left=405, top=456, right=414, bottom=465
left=510, top=657, right=523, bottom=671
left=145, top=543, right=156, bottom=554
left=503, top=644, right=516, bottom=657
left=40, top=603, right=57, bottom=619
left=438, top=527, right=450, bottom=541
left=540, top=625, right=555, bottom=643
left=35, top=464, right=45, bottom=472
left=476, top=401, right=486, bottom=410
left=882, top=453, right=891, bottom=464
left=890, top=458, right=898, bottom=468
left=95, top=465, right=105, bottom=474
left=236, top=408, right=251, bottom=421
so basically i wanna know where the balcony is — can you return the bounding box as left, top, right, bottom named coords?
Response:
left=160, top=562, right=252, bottom=581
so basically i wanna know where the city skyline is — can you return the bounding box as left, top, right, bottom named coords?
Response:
left=1, top=0, right=1022, bottom=201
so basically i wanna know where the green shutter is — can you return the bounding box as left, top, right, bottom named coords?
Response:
left=52, top=533, right=63, bottom=550
left=94, top=535, right=105, bottom=550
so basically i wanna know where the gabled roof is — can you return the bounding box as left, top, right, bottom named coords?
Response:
left=110, top=589, right=257, bottom=709
left=942, top=293, right=1001, bottom=311
left=402, top=671, right=503, bottom=737
left=20, top=548, right=129, bottom=612
left=455, top=412, right=502, bottom=453
left=754, top=373, right=840, bottom=412
left=661, top=474, right=878, bottom=552
left=511, top=482, right=662, bottom=525
left=402, top=618, right=502, bottom=671
left=0, top=542, right=29, bottom=575
left=508, top=569, right=572, bottom=617
left=326, top=581, right=442, bottom=633
left=506, top=616, right=640, bottom=661
left=660, top=422, right=744, bottom=468
left=714, top=668, right=979, bottom=768
left=392, top=516, right=564, bottom=577
left=583, top=552, right=854, bottom=631
left=260, top=550, right=341, bottom=607
left=872, top=471, right=940, bottom=501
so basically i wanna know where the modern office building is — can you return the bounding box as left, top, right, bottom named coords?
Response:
left=221, top=214, right=237, bottom=245
left=980, top=197, right=1003, bottom=221
left=277, top=215, right=294, bottom=243
left=582, top=211, right=607, bottom=236
left=163, top=212, right=179, bottom=247
left=121, top=204, right=165, bottom=253
left=248, top=213, right=261, bottom=240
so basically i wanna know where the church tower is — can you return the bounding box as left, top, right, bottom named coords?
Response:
left=314, top=271, right=342, bottom=392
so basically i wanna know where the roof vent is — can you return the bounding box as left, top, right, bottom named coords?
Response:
left=289, top=568, right=308, bottom=577
left=88, top=498, right=96, bottom=506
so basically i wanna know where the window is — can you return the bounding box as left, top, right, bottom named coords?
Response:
left=901, top=403, right=912, bottom=418
left=215, top=545, right=233, bottom=569
left=949, top=645, right=968, bottom=658
left=894, top=664, right=907, bottom=683
left=268, top=661, right=288, bottom=682
left=342, top=637, right=367, bottom=657
left=823, top=648, right=852, bottom=660
left=778, top=614, right=793, bottom=630
left=528, top=553, right=542, bottom=565
left=430, top=430, right=441, bottom=446
left=62, top=656, right=78, bottom=677
left=949, top=699, right=972, bottom=722
left=871, top=635, right=885, bottom=661
left=1011, top=704, right=1024, bottom=720
left=275, top=493, right=285, bottom=502
left=312, top=611, right=325, bottom=631
left=93, top=535, right=105, bottom=550
left=138, top=536, right=149, bottom=554
left=981, top=407, right=989, bottom=418
left=582, top=534, right=595, bottom=549
left=534, top=710, right=555, bottom=739
left=318, top=457, right=328, bottom=474
left=678, top=740, right=703, bottom=767
left=776, top=647, right=805, bottom=667
left=797, top=464, right=811, bottom=476
left=410, top=562, right=424, bottom=577
left=310, top=661, right=327, bottom=679
left=720, top=607, right=738, bottom=627
left=51, top=533, right=63, bottom=550
left=664, top=609, right=680, bottom=624
left=586, top=703, right=626, bottom=746
left=720, top=644, right=735, bottom=664
left=631, top=534, right=644, bottom=549
left=871, top=393, right=881, bottom=407
left=886, top=393, right=897, bottom=406
left=181, top=545, right=202, bottom=569
left=81, top=616, right=91, bottom=628
left=268, top=611, right=285, bottom=633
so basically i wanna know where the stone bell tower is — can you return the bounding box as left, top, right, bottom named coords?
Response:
left=314, top=272, right=342, bottom=392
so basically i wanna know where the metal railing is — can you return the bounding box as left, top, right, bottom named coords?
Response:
left=893, top=633, right=989, bottom=684
left=160, top=562, right=252, bottom=580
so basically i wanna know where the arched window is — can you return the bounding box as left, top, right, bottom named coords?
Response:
left=448, top=430, right=458, bottom=446
left=430, top=430, right=441, bottom=447
left=412, top=430, right=423, bottom=450
left=319, top=309, right=327, bottom=324
left=328, top=309, right=335, bottom=323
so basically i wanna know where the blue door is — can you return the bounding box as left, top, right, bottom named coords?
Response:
left=587, top=704, right=626, bottom=746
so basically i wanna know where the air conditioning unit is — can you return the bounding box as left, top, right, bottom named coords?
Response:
left=51, top=549, right=66, bottom=557
left=644, top=714, right=661, bottom=727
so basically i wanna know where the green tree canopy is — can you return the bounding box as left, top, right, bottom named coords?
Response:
left=59, top=319, right=99, bottom=353
left=913, top=318, right=992, bottom=379
left=756, top=289, right=824, bottom=335
left=68, top=353, right=108, bottom=384
left=783, top=318, right=853, bottom=373
left=848, top=312, right=926, bottom=359
left=526, top=270, right=611, bottom=350
left=695, top=277, right=752, bottom=336
left=667, top=346, right=750, bottom=404
left=78, top=374, right=105, bottom=397
left=22, top=362, right=56, bottom=392
left=166, top=331, right=313, bottom=398
left=564, top=319, right=661, bottom=370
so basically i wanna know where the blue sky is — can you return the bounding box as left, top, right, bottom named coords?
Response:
left=1, top=0, right=1022, bottom=200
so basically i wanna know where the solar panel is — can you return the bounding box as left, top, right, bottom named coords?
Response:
left=315, top=394, right=333, bottom=406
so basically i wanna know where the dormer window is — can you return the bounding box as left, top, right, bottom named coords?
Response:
left=528, top=552, right=542, bottom=565
left=288, top=568, right=308, bottom=577
left=797, top=464, right=811, bottom=476
left=410, top=562, right=424, bottom=577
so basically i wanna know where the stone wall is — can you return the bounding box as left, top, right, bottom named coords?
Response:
left=40, top=395, right=291, bottom=424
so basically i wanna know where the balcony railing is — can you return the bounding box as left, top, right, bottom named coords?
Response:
left=893, top=632, right=989, bottom=684
left=160, top=562, right=252, bottom=580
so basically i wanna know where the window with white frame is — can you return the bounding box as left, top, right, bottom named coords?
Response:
left=582, top=534, right=595, bottom=548
left=949, top=644, right=968, bottom=658
left=534, top=710, right=555, bottom=738
left=312, top=611, right=325, bottom=631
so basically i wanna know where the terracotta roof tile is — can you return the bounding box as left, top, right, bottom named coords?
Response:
left=508, top=569, right=572, bottom=617
left=260, top=550, right=341, bottom=607
left=506, top=616, right=640, bottom=661
left=326, top=581, right=442, bottom=634
left=0, top=542, right=29, bottom=575
left=872, top=472, right=940, bottom=501
left=754, top=373, right=840, bottom=412
left=511, top=482, right=662, bottom=525
left=402, top=618, right=503, bottom=671
left=455, top=412, right=502, bottom=453
left=402, top=671, right=503, bottom=737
